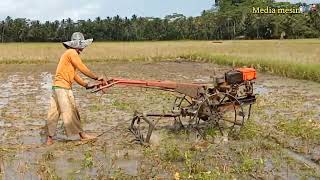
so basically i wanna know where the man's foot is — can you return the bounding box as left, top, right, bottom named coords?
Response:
left=79, top=132, right=97, bottom=141
left=46, top=136, right=54, bottom=145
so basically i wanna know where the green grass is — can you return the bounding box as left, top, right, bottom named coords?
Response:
left=111, top=100, right=132, bottom=111
left=276, top=118, right=320, bottom=141
left=88, top=104, right=104, bottom=112
left=184, top=53, right=320, bottom=82
left=238, top=120, right=263, bottom=140
left=81, top=151, right=94, bottom=168
left=0, top=40, right=320, bottom=82
left=0, top=59, right=50, bottom=64
left=161, top=143, right=184, bottom=162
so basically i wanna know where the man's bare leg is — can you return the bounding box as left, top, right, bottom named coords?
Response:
left=79, top=132, right=97, bottom=141
left=46, top=133, right=96, bottom=145
left=46, top=136, right=54, bottom=145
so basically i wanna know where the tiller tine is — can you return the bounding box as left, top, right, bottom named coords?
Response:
left=129, top=111, right=181, bottom=144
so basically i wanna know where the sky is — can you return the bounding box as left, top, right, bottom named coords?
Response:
left=0, top=0, right=213, bottom=21
left=0, top=0, right=319, bottom=21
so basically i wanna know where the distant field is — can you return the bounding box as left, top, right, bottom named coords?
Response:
left=1, top=40, right=320, bottom=178
left=0, top=40, right=319, bottom=81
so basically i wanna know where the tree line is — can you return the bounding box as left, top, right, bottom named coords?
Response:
left=0, top=0, right=319, bottom=42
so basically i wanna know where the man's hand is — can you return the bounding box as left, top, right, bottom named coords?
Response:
left=85, top=82, right=98, bottom=90
left=93, top=75, right=104, bottom=80
left=97, top=76, right=106, bottom=81
left=96, top=76, right=108, bottom=86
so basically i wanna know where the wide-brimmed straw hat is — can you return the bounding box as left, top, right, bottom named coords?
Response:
left=63, top=32, right=93, bottom=49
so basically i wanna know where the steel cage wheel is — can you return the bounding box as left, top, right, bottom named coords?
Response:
left=172, top=95, right=193, bottom=128
left=215, top=92, right=245, bottom=135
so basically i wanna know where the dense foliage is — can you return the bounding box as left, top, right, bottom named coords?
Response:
left=0, top=0, right=319, bottom=42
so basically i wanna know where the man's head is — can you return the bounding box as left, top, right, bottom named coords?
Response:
left=63, top=32, right=93, bottom=54
left=75, top=48, right=84, bottom=54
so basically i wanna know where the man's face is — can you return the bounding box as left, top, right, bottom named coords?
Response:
left=76, top=48, right=84, bottom=54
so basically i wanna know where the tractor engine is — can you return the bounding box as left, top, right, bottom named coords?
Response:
left=215, top=68, right=256, bottom=98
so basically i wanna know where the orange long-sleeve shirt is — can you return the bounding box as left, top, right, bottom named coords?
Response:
left=53, top=49, right=97, bottom=89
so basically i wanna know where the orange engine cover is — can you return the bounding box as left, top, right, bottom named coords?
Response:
left=236, top=68, right=257, bottom=81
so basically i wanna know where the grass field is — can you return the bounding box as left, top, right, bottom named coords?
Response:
left=0, top=39, right=319, bottom=82
left=0, top=40, right=320, bottom=179
left=0, top=62, right=319, bottom=179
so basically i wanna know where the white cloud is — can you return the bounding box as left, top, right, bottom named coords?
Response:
left=0, top=0, right=100, bottom=21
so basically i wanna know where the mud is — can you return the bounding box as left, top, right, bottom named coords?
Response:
left=0, top=61, right=319, bottom=179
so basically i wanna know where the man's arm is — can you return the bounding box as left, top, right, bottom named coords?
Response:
left=74, top=72, right=88, bottom=87
left=70, top=50, right=99, bottom=80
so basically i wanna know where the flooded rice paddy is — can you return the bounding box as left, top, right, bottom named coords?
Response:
left=0, top=61, right=319, bottom=179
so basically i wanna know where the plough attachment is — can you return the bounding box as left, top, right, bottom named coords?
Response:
left=92, top=68, right=257, bottom=144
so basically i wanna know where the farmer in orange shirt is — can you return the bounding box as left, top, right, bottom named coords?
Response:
left=46, top=32, right=101, bottom=145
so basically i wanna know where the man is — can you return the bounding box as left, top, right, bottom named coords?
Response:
left=46, top=32, right=101, bottom=145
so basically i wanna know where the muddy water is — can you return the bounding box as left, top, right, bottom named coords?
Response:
left=0, top=62, right=320, bottom=179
